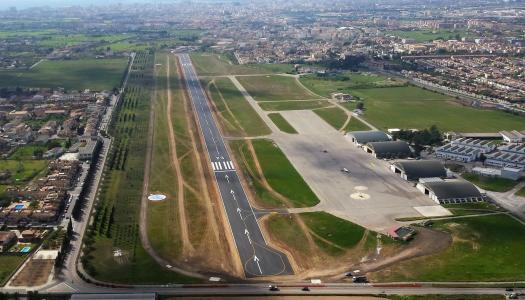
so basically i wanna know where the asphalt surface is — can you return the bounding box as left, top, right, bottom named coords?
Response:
left=177, top=53, right=292, bottom=278
left=273, top=110, right=442, bottom=231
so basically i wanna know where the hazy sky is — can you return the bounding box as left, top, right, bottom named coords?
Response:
left=1, top=0, right=157, bottom=9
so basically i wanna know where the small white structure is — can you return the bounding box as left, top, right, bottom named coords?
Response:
left=331, top=92, right=354, bottom=102
left=500, top=130, right=525, bottom=143
left=501, top=167, right=522, bottom=181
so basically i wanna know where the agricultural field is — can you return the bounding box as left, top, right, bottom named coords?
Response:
left=81, top=51, right=197, bottom=284
left=207, top=77, right=270, bottom=137
left=237, top=75, right=319, bottom=101
left=8, top=145, right=48, bottom=160
left=190, top=53, right=294, bottom=76
left=0, top=255, right=27, bottom=286
left=372, top=214, right=525, bottom=282
left=313, top=106, right=348, bottom=131
left=0, top=57, right=128, bottom=90
left=229, top=139, right=319, bottom=208
left=268, top=113, right=297, bottom=134
left=384, top=29, right=473, bottom=42
left=0, top=160, right=48, bottom=183
left=258, top=100, right=332, bottom=111
left=10, top=259, right=55, bottom=287
left=37, top=33, right=132, bottom=48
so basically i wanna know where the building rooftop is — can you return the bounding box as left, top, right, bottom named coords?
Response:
left=347, top=130, right=391, bottom=144
left=423, top=180, right=483, bottom=199
left=393, top=160, right=447, bottom=181
left=366, top=140, right=411, bottom=156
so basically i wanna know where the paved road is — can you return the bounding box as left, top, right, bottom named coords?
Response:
left=177, top=53, right=292, bottom=278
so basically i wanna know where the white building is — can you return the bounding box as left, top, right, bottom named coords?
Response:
left=500, top=130, right=525, bottom=143
left=485, top=143, right=525, bottom=170
left=435, top=138, right=496, bottom=162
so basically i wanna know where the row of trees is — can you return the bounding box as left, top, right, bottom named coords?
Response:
left=392, top=125, right=443, bottom=155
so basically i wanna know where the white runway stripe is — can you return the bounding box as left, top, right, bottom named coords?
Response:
left=211, top=162, right=217, bottom=171
left=228, top=161, right=234, bottom=169
left=223, top=161, right=228, bottom=169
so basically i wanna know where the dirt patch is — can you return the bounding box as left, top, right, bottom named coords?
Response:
left=10, top=259, right=54, bottom=287
left=358, top=227, right=452, bottom=280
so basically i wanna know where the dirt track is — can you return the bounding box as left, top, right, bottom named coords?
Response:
left=166, top=54, right=195, bottom=256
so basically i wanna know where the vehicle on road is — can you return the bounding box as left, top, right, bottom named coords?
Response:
left=269, top=285, right=279, bottom=291
left=341, top=168, right=350, bottom=173
left=352, top=276, right=368, bottom=283
left=302, top=286, right=310, bottom=291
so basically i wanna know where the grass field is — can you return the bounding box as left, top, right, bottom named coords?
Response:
left=300, top=72, right=405, bottom=97
left=146, top=53, right=183, bottom=262
left=258, top=100, right=332, bottom=111
left=82, top=51, right=198, bottom=284
left=462, top=173, right=520, bottom=192
left=266, top=212, right=373, bottom=258
left=385, top=29, right=472, bottom=42
left=268, top=113, right=297, bottom=134
left=300, top=74, right=525, bottom=132
left=350, top=86, right=525, bottom=132
left=229, top=139, right=319, bottom=208
left=516, top=186, right=525, bottom=197
left=252, top=139, right=319, bottom=207
left=0, top=58, right=128, bottom=91
left=0, top=160, right=48, bottom=182
left=229, top=140, right=288, bottom=208
left=373, top=214, right=525, bottom=281
left=8, top=145, right=48, bottom=160
left=0, top=255, right=26, bottom=286
left=267, top=214, right=313, bottom=257
left=190, top=53, right=294, bottom=76
left=237, top=75, right=319, bottom=101
left=344, top=117, right=371, bottom=132
left=208, top=77, right=270, bottom=136
left=313, top=106, right=348, bottom=130
left=301, top=212, right=367, bottom=256
left=88, top=238, right=198, bottom=284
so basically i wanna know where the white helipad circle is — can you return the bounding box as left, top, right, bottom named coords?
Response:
left=354, top=186, right=368, bottom=191
left=350, top=192, right=370, bottom=200
left=148, top=194, right=167, bottom=201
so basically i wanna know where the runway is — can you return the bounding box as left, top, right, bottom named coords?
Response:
left=177, top=53, right=293, bottom=278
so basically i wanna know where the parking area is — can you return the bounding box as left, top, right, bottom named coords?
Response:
left=274, top=110, right=448, bottom=231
